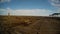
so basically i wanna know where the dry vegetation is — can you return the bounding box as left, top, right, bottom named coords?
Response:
left=0, top=16, right=60, bottom=34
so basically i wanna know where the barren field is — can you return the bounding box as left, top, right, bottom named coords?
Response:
left=0, top=16, right=60, bottom=34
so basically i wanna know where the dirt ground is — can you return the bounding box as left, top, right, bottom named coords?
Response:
left=0, top=16, right=60, bottom=34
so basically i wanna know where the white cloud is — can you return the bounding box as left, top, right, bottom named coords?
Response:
left=0, top=0, right=10, bottom=3
left=0, top=8, right=6, bottom=11
left=49, top=0, right=60, bottom=7
left=56, top=8, right=60, bottom=13
left=11, top=9, right=52, bottom=16
left=0, top=8, right=13, bottom=15
left=0, top=8, right=7, bottom=15
left=0, top=8, right=52, bottom=16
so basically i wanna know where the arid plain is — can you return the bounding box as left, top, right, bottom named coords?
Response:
left=0, top=16, right=60, bottom=34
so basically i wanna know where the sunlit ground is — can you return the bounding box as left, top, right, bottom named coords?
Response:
left=0, top=15, right=60, bottom=34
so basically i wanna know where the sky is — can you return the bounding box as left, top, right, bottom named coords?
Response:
left=0, top=0, right=60, bottom=16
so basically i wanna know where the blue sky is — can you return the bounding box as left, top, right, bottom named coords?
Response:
left=0, top=0, right=60, bottom=16
left=0, top=0, right=56, bottom=10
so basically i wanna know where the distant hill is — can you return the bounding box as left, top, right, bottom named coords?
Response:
left=49, top=13, right=60, bottom=17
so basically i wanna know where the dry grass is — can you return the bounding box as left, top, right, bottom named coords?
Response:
left=0, top=16, right=60, bottom=34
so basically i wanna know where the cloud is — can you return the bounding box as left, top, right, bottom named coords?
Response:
left=11, top=9, right=52, bottom=16
left=0, top=0, right=10, bottom=3
left=0, top=8, right=13, bottom=15
left=49, top=0, right=60, bottom=7
left=0, top=8, right=52, bottom=16
left=0, top=8, right=7, bottom=15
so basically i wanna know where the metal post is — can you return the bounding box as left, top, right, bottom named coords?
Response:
left=7, top=1, right=11, bottom=27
